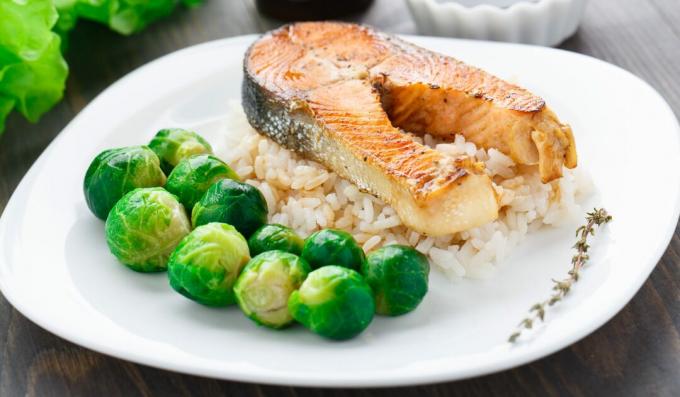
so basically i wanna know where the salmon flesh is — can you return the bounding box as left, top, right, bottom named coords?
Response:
left=242, top=22, right=577, bottom=236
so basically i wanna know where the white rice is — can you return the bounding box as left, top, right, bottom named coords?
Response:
left=216, top=103, right=592, bottom=280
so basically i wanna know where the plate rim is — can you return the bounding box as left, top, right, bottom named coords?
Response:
left=1, top=34, right=679, bottom=387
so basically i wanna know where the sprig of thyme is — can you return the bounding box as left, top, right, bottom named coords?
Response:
left=508, top=208, right=612, bottom=343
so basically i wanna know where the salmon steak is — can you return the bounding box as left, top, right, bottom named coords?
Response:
left=242, top=22, right=577, bottom=236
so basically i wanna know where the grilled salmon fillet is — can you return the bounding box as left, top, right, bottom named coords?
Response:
left=242, top=22, right=575, bottom=235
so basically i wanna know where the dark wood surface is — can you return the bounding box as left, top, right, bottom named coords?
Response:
left=1, top=0, right=679, bottom=395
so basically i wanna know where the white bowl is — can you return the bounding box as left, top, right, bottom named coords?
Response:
left=406, top=0, right=588, bottom=47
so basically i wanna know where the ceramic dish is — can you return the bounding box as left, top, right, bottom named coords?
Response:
left=406, top=0, right=588, bottom=46
left=0, top=35, right=678, bottom=387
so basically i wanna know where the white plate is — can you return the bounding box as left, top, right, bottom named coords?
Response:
left=1, top=35, right=679, bottom=387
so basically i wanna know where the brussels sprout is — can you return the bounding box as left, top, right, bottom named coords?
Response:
left=168, top=223, right=250, bottom=306
left=301, top=229, right=365, bottom=271
left=234, top=250, right=311, bottom=328
left=165, top=154, right=240, bottom=211
left=148, top=128, right=212, bottom=173
left=248, top=224, right=304, bottom=257
left=362, top=245, right=429, bottom=316
left=84, top=146, right=166, bottom=220
left=105, top=187, right=190, bottom=272
left=288, top=266, right=374, bottom=340
left=191, top=179, right=268, bottom=238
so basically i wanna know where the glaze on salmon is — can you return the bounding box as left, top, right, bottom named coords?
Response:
left=242, top=22, right=576, bottom=235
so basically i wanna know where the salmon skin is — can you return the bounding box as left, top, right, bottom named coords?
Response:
left=242, top=22, right=575, bottom=235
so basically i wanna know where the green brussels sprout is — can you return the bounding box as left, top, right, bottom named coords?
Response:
left=105, top=187, right=190, bottom=272
left=168, top=223, right=250, bottom=306
left=248, top=224, right=304, bottom=257
left=165, top=154, right=240, bottom=211
left=84, top=146, right=166, bottom=220
left=301, top=229, right=365, bottom=271
left=191, top=179, right=268, bottom=238
left=234, top=250, right=311, bottom=328
left=288, top=265, right=375, bottom=340
left=362, top=245, right=429, bottom=316
left=148, top=128, right=212, bottom=174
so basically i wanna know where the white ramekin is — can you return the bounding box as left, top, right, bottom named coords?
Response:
left=406, top=0, right=588, bottom=47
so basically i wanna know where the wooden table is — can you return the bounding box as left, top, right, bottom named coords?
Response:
left=1, top=0, right=678, bottom=395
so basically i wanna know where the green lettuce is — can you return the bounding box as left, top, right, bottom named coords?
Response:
left=0, top=0, right=203, bottom=135
left=0, top=0, right=68, bottom=134
left=55, top=0, right=203, bottom=36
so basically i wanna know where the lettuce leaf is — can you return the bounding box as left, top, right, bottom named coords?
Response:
left=0, top=0, right=69, bottom=134
left=56, top=0, right=204, bottom=36
left=0, top=0, right=203, bottom=134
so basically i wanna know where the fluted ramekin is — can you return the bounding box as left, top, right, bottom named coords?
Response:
left=406, top=0, right=587, bottom=47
